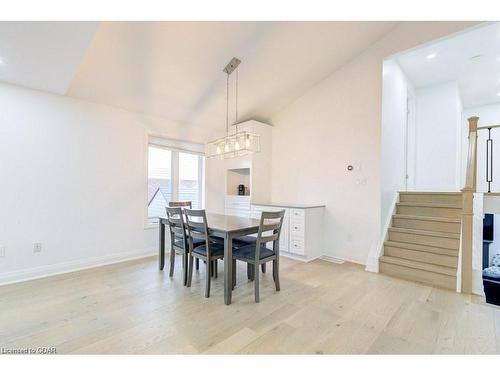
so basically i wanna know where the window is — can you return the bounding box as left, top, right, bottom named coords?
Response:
left=147, top=146, right=172, bottom=221
left=147, top=138, right=204, bottom=224
left=178, top=152, right=201, bottom=209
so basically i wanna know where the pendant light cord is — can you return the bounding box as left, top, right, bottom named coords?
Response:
left=225, top=72, right=229, bottom=137
left=235, top=67, right=239, bottom=134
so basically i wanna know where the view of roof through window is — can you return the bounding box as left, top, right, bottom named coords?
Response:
left=147, top=146, right=201, bottom=221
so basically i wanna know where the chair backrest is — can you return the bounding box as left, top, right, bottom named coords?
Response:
left=184, top=209, right=211, bottom=253
left=255, top=210, right=285, bottom=260
left=168, top=201, right=192, bottom=208
left=165, top=207, right=186, bottom=249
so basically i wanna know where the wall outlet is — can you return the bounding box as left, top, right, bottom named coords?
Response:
left=0, top=246, right=5, bottom=258
left=33, top=243, right=42, bottom=253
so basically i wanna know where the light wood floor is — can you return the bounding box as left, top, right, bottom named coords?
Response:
left=1, top=256, right=500, bottom=354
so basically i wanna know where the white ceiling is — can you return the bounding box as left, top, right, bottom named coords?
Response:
left=395, top=22, right=500, bottom=109
left=0, top=22, right=99, bottom=94
left=0, top=21, right=397, bottom=131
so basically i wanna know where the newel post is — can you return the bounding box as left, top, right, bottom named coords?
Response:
left=461, top=116, right=479, bottom=293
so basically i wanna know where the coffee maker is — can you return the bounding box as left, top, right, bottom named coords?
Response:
left=238, top=184, right=245, bottom=195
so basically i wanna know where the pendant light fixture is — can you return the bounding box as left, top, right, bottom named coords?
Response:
left=206, top=57, right=260, bottom=159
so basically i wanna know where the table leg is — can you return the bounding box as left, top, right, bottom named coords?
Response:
left=224, top=234, right=233, bottom=305
left=159, top=221, right=165, bottom=271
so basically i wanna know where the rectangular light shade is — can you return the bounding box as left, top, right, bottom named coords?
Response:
left=206, top=131, right=260, bottom=159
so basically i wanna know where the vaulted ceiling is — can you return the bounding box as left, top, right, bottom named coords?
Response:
left=0, top=21, right=398, bottom=130
left=0, top=22, right=99, bottom=94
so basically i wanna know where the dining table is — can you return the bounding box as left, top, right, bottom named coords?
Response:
left=158, top=212, right=261, bottom=305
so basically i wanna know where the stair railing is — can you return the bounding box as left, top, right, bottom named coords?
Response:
left=461, top=117, right=478, bottom=293
left=461, top=117, right=500, bottom=293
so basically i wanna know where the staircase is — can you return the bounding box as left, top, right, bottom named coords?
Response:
left=379, top=192, right=462, bottom=290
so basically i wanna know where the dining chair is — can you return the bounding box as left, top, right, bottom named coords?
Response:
left=233, top=235, right=267, bottom=275
left=232, top=210, right=285, bottom=302
left=168, top=201, right=223, bottom=272
left=184, top=209, right=225, bottom=298
left=168, top=201, right=201, bottom=270
left=165, top=207, right=189, bottom=285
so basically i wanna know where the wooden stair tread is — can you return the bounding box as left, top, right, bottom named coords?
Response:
left=396, top=202, right=462, bottom=209
left=388, top=227, right=460, bottom=239
left=392, top=214, right=461, bottom=223
left=384, top=240, right=458, bottom=257
left=379, top=191, right=462, bottom=290
left=379, top=255, right=457, bottom=276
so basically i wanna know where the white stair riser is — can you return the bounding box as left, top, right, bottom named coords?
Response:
left=384, top=246, right=458, bottom=268
left=392, top=218, right=460, bottom=234
left=397, top=205, right=462, bottom=218
left=380, top=262, right=456, bottom=290
left=388, top=231, right=459, bottom=249
left=399, top=193, right=462, bottom=206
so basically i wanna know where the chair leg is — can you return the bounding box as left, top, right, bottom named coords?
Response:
left=232, top=259, right=236, bottom=290
left=205, top=259, right=211, bottom=298
left=254, top=263, right=260, bottom=303
left=169, top=249, right=175, bottom=277
left=261, top=263, right=266, bottom=273
left=183, top=253, right=189, bottom=286
left=187, top=254, right=194, bottom=287
left=247, top=263, right=254, bottom=281
left=273, top=259, right=280, bottom=291
left=195, top=258, right=199, bottom=270
left=214, top=259, right=218, bottom=279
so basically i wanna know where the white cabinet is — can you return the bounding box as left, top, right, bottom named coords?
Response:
left=225, top=196, right=251, bottom=218
left=250, top=204, right=324, bottom=261
left=251, top=205, right=289, bottom=252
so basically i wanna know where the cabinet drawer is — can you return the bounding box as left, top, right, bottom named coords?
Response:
left=290, top=209, right=305, bottom=221
left=290, top=238, right=305, bottom=255
left=290, top=220, right=304, bottom=236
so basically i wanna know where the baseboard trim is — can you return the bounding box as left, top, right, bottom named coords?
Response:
left=319, top=255, right=345, bottom=264
left=0, top=247, right=157, bottom=286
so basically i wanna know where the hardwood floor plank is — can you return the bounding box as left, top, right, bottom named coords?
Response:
left=1, top=256, right=499, bottom=354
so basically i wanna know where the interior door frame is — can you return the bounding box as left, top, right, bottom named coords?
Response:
left=405, top=89, right=416, bottom=191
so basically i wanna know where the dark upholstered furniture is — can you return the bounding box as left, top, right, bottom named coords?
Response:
left=483, top=254, right=500, bottom=306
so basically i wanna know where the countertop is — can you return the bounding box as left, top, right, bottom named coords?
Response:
left=251, top=202, right=325, bottom=209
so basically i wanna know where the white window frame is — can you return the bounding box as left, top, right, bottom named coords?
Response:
left=145, top=134, right=205, bottom=229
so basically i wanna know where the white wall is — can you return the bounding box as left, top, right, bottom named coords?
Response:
left=270, top=22, right=476, bottom=266
left=463, top=103, right=500, bottom=193
left=414, top=81, right=462, bottom=191
left=380, top=59, right=415, bottom=232
left=0, top=83, right=207, bottom=284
